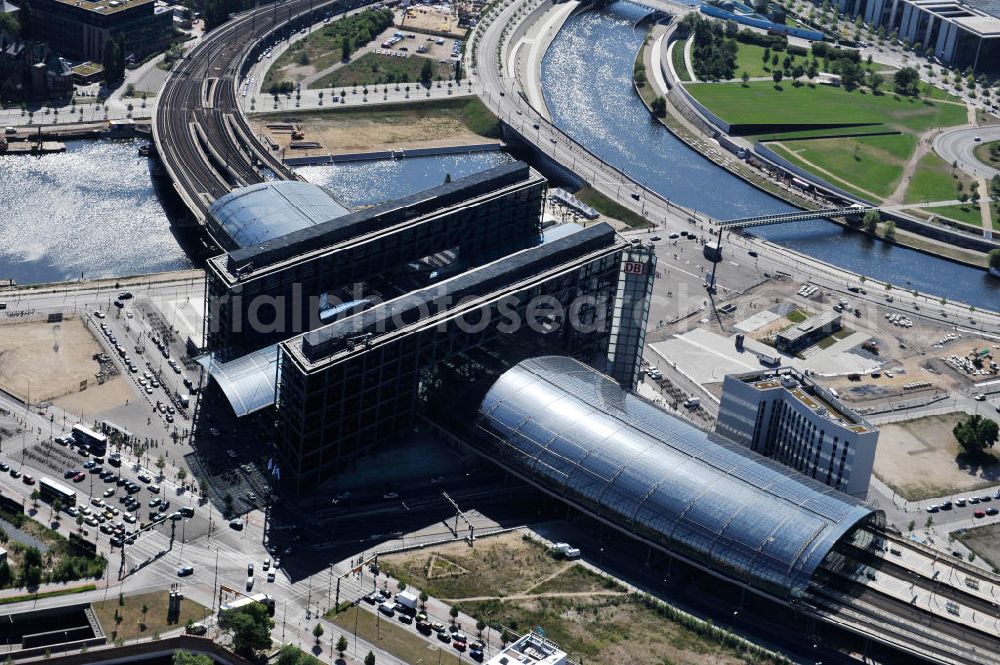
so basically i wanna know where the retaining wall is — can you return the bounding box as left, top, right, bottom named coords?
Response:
left=698, top=4, right=825, bottom=41
left=283, top=142, right=503, bottom=165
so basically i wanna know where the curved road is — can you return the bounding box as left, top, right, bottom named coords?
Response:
left=935, top=126, right=1000, bottom=180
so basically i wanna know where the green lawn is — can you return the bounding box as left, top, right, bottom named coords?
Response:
left=685, top=81, right=967, bottom=136
left=312, top=52, right=455, bottom=89
left=670, top=40, right=690, bottom=82
left=93, top=591, right=209, bottom=643
left=772, top=133, right=915, bottom=199
left=575, top=187, right=652, bottom=229
left=732, top=42, right=774, bottom=79
left=904, top=152, right=974, bottom=204
left=929, top=202, right=998, bottom=229
left=973, top=140, right=1000, bottom=169
left=264, top=7, right=395, bottom=87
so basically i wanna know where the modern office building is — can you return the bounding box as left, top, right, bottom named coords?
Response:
left=774, top=309, right=841, bottom=353
left=273, top=224, right=655, bottom=494
left=204, top=163, right=547, bottom=358
left=829, top=0, right=1000, bottom=71
left=715, top=367, right=878, bottom=498
left=199, top=163, right=656, bottom=493
left=459, top=356, right=883, bottom=601
left=28, top=0, right=173, bottom=62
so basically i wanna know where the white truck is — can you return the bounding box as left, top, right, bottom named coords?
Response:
left=394, top=591, right=419, bottom=613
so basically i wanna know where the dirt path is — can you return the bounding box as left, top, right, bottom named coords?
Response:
left=441, top=590, right=626, bottom=603
left=885, top=130, right=935, bottom=205
left=522, top=562, right=572, bottom=594
left=977, top=177, right=993, bottom=237
left=770, top=141, right=884, bottom=201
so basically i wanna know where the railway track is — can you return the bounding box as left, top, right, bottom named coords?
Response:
left=154, top=0, right=372, bottom=223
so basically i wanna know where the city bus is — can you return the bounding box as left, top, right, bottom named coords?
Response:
left=219, top=593, right=274, bottom=617
left=72, top=424, right=108, bottom=455
left=39, top=477, right=77, bottom=507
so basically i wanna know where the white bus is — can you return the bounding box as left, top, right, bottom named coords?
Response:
left=219, top=593, right=274, bottom=617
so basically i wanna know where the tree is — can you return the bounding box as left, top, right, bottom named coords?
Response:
left=140, top=604, right=149, bottom=629
left=953, top=414, right=999, bottom=454
left=52, top=499, right=62, bottom=518
left=894, top=67, right=920, bottom=96
left=741, top=70, right=750, bottom=86
left=341, top=36, right=352, bottom=61
left=177, top=468, right=187, bottom=483
left=419, top=58, right=433, bottom=87
left=449, top=606, right=459, bottom=623
left=103, top=38, right=120, bottom=87
left=650, top=95, right=667, bottom=117
left=30, top=490, right=39, bottom=510
left=772, top=70, right=783, bottom=87
left=336, top=635, right=348, bottom=657
left=0, top=13, right=20, bottom=39
left=365, top=651, right=376, bottom=665
left=868, top=71, right=884, bottom=94
left=218, top=602, right=273, bottom=657
left=116, top=31, right=126, bottom=72
left=762, top=47, right=770, bottom=63
left=863, top=209, right=880, bottom=234
left=313, top=622, right=324, bottom=644
left=882, top=220, right=896, bottom=241
left=173, top=652, right=214, bottom=665
left=988, top=249, right=1000, bottom=272
left=419, top=591, right=429, bottom=608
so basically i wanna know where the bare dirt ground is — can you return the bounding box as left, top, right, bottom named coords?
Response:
left=874, top=412, right=1000, bottom=500
left=0, top=317, right=103, bottom=403
left=957, top=523, right=1000, bottom=572
left=53, top=375, right=134, bottom=417
left=396, top=7, right=467, bottom=38
left=252, top=109, right=494, bottom=156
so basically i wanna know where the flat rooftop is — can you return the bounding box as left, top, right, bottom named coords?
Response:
left=52, top=0, right=155, bottom=15
left=485, top=633, right=568, bottom=665
left=739, top=368, right=874, bottom=433
left=223, top=161, right=541, bottom=277
left=776, top=309, right=841, bottom=345
left=282, top=223, right=623, bottom=370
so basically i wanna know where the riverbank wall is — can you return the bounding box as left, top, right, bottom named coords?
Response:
left=283, top=141, right=504, bottom=165
left=642, top=22, right=999, bottom=269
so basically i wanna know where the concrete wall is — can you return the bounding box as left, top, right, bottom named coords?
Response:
left=284, top=142, right=503, bottom=165
left=752, top=141, right=870, bottom=202
left=699, top=4, right=825, bottom=41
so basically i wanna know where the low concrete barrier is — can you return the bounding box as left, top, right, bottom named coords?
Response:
left=283, top=142, right=503, bottom=165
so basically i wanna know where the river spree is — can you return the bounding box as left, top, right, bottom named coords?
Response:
left=0, top=139, right=191, bottom=285
left=296, top=151, right=514, bottom=207
left=540, top=1, right=999, bottom=309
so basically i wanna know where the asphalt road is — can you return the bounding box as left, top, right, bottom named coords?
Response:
left=934, top=126, right=1000, bottom=181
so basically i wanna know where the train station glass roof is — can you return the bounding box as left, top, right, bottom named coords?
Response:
left=475, top=356, right=880, bottom=599
left=199, top=344, right=279, bottom=416
left=207, top=181, right=350, bottom=249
